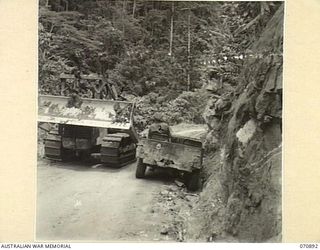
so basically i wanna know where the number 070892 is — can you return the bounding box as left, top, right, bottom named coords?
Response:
left=300, top=244, right=319, bottom=248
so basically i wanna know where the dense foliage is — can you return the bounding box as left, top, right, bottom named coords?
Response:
left=39, top=0, right=282, bottom=125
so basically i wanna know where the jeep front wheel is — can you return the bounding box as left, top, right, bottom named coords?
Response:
left=186, top=170, right=200, bottom=191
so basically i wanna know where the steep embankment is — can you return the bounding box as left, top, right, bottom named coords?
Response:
left=188, top=4, right=283, bottom=242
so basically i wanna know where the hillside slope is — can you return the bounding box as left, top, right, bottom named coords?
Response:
left=187, top=4, right=283, bottom=242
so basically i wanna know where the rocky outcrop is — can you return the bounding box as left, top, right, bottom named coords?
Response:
left=196, top=4, right=283, bottom=242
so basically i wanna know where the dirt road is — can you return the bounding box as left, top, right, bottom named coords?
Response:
left=36, top=158, right=179, bottom=242
left=36, top=124, right=206, bottom=242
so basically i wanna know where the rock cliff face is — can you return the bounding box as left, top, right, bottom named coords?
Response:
left=193, top=4, right=283, bottom=242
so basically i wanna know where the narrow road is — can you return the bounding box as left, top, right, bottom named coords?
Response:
left=36, top=124, right=206, bottom=241
left=36, top=159, right=176, bottom=242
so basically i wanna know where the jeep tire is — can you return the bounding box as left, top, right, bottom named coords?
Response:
left=186, top=170, right=200, bottom=191
left=135, top=158, right=146, bottom=178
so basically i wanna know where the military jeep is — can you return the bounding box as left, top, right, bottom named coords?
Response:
left=135, top=123, right=203, bottom=191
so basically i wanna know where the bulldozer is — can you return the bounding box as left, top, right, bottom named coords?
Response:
left=38, top=73, right=138, bottom=167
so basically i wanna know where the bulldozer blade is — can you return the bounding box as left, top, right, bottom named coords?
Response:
left=38, top=95, right=134, bottom=130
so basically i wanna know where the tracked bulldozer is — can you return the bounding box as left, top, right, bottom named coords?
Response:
left=38, top=73, right=138, bottom=167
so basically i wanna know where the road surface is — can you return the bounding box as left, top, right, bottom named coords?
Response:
left=36, top=124, right=206, bottom=241
left=36, top=158, right=177, bottom=242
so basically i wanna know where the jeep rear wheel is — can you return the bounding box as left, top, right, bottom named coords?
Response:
left=135, top=158, right=146, bottom=178
left=186, top=170, right=200, bottom=191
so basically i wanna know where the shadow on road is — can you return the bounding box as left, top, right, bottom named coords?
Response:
left=38, top=158, right=184, bottom=186
left=38, top=158, right=134, bottom=173
left=142, top=167, right=182, bottom=185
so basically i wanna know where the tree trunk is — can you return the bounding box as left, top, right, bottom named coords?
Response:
left=169, top=2, right=174, bottom=56
left=122, top=0, right=126, bottom=33
left=187, top=8, right=191, bottom=91
left=62, top=0, right=68, bottom=11
left=132, top=0, right=136, bottom=18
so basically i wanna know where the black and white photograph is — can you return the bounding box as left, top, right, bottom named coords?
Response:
left=37, top=0, right=283, bottom=242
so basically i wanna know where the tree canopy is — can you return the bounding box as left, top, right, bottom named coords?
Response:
left=39, top=0, right=282, bottom=97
